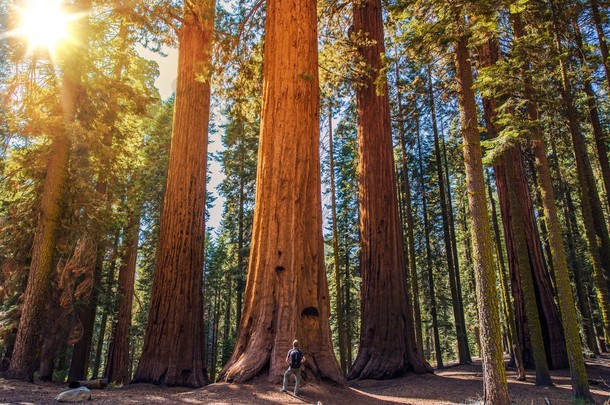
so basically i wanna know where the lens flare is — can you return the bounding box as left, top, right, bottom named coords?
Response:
left=19, top=1, right=71, bottom=51
left=4, top=0, right=86, bottom=60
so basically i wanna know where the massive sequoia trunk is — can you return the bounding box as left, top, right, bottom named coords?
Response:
left=132, top=4, right=214, bottom=387
left=479, top=36, right=567, bottom=370
left=218, top=0, right=344, bottom=384
left=5, top=1, right=89, bottom=381
left=504, top=151, right=553, bottom=386
left=348, top=0, right=431, bottom=379
left=454, top=32, right=509, bottom=405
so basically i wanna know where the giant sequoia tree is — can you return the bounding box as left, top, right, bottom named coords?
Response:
left=348, top=0, right=431, bottom=379
left=218, top=0, right=344, bottom=384
left=132, top=0, right=215, bottom=387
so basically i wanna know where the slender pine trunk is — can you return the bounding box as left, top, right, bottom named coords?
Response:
left=572, top=19, right=610, bottom=210
left=589, top=0, right=610, bottom=91
left=454, top=32, right=509, bottom=404
left=416, top=126, right=443, bottom=369
left=428, top=67, right=470, bottom=364
left=328, top=108, right=347, bottom=374
left=105, top=207, right=140, bottom=385
left=395, top=56, right=424, bottom=357
left=92, top=231, right=121, bottom=378
left=549, top=0, right=610, bottom=340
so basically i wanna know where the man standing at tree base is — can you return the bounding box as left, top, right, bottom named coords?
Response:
left=281, top=340, right=305, bottom=395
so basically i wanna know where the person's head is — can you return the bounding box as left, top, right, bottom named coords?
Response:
left=293, top=339, right=299, bottom=348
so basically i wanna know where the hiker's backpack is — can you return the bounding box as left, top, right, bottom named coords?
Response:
left=289, top=349, right=303, bottom=368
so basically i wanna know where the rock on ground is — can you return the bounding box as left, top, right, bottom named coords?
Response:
left=55, top=386, right=91, bottom=402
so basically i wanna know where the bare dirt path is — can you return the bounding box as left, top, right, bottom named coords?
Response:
left=1, top=357, right=609, bottom=404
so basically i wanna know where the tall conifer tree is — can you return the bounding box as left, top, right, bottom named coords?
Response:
left=133, top=0, right=215, bottom=387
left=219, top=0, right=344, bottom=383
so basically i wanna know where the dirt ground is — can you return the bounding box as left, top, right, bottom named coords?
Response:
left=1, top=357, right=609, bottom=405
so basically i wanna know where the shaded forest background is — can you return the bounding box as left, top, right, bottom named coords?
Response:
left=0, top=0, right=610, bottom=401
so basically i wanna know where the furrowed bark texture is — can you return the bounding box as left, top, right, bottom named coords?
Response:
left=454, top=33, right=509, bottom=405
left=348, top=0, right=431, bottom=379
left=487, top=178, right=526, bottom=381
left=479, top=37, right=567, bottom=370
left=218, top=0, right=344, bottom=384
left=511, top=12, right=592, bottom=396
left=504, top=151, right=553, bottom=386
left=133, top=5, right=214, bottom=387
left=105, top=209, right=140, bottom=385
left=7, top=126, right=71, bottom=381
left=529, top=93, right=592, bottom=401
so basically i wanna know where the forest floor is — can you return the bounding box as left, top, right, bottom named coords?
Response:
left=1, top=356, right=610, bottom=405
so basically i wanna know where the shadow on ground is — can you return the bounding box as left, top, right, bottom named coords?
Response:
left=1, top=356, right=609, bottom=404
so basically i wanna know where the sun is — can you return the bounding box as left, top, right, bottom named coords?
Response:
left=8, top=0, right=84, bottom=57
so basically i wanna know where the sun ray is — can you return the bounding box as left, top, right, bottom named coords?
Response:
left=2, top=0, right=87, bottom=62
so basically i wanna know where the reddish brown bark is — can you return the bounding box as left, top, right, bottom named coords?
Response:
left=105, top=210, right=140, bottom=385
left=133, top=4, right=214, bottom=387
left=494, top=164, right=533, bottom=366
left=487, top=177, right=526, bottom=381
left=504, top=150, right=553, bottom=386
left=218, top=0, right=344, bottom=384
left=479, top=37, right=567, bottom=370
left=348, top=0, right=431, bottom=379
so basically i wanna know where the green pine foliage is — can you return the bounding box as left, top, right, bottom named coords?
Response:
left=0, top=0, right=609, bottom=398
